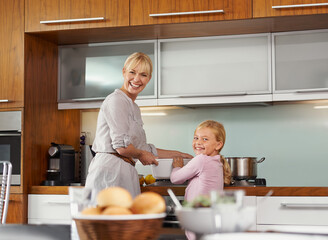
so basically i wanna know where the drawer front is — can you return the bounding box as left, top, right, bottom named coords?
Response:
left=130, top=0, right=252, bottom=26
left=28, top=218, right=71, bottom=225
left=254, top=0, right=328, bottom=18
left=28, top=194, right=71, bottom=220
left=257, top=197, right=328, bottom=226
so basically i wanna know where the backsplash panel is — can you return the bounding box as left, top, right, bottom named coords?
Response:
left=81, top=102, right=328, bottom=187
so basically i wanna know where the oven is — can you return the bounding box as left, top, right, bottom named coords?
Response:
left=163, top=195, right=184, bottom=228
left=0, top=111, right=21, bottom=185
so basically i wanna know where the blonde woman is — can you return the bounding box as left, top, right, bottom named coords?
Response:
left=85, top=52, right=192, bottom=204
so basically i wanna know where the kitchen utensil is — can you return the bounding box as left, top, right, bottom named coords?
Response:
left=167, top=189, right=182, bottom=209
left=151, top=159, right=191, bottom=179
left=226, top=157, right=265, bottom=180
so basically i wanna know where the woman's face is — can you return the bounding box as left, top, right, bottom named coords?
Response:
left=122, top=64, right=151, bottom=101
left=192, top=127, right=223, bottom=157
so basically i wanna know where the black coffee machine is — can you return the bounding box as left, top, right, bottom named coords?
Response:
left=43, top=142, right=76, bottom=186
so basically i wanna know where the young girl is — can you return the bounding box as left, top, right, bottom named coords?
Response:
left=170, top=120, right=231, bottom=240
left=170, top=120, right=231, bottom=202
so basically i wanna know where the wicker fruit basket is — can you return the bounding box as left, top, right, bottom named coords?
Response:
left=74, top=213, right=166, bottom=240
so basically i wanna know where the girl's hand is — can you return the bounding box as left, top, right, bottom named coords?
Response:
left=172, top=156, right=184, bottom=168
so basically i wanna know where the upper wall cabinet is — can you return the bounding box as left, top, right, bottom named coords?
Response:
left=254, top=0, right=328, bottom=18
left=58, top=40, right=157, bottom=110
left=0, top=0, right=24, bottom=108
left=157, top=34, right=272, bottom=106
left=25, top=0, right=129, bottom=32
left=273, top=30, right=328, bottom=101
left=130, top=0, right=252, bottom=26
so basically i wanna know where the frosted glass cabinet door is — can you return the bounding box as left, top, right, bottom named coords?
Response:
left=58, top=40, right=156, bottom=102
left=274, top=30, right=328, bottom=95
left=159, top=34, right=271, bottom=98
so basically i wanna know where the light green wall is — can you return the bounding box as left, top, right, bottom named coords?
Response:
left=82, top=102, right=328, bottom=186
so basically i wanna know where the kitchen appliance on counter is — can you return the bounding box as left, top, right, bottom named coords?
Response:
left=0, top=111, right=21, bottom=185
left=226, top=157, right=266, bottom=187
left=43, top=143, right=76, bottom=186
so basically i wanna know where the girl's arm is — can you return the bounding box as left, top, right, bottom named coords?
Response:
left=170, top=156, right=200, bottom=184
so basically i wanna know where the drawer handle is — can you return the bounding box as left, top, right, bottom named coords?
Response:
left=45, top=202, right=70, bottom=206
left=0, top=99, right=12, bottom=103
left=281, top=203, right=328, bottom=208
left=40, top=17, right=105, bottom=24
left=149, top=9, right=224, bottom=17
left=296, top=88, right=328, bottom=93
left=272, top=3, right=328, bottom=9
left=177, top=92, right=247, bottom=98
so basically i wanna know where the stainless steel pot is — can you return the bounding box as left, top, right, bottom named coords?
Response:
left=226, top=157, right=265, bottom=180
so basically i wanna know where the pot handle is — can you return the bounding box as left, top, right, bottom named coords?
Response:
left=257, top=157, right=265, bottom=163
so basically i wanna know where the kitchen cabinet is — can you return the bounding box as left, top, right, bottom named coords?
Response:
left=272, top=30, right=328, bottom=101
left=256, top=196, right=328, bottom=232
left=130, top=0, right=252, bottom=26
left=253, top=0, right=328, bottom=18
left=25, top=0, right=129, bottom=32
left=57, top=40, right=157, bottom=109
left=157, top=34, right=272, bottom=106
left=28, top=194, right=71, bottom=224
left=6, top=194, right=26, bottom=224
left=0, top=0, right=24, bottom=108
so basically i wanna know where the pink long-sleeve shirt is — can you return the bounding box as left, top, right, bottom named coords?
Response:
left=170, top=154, right=224, bottom=202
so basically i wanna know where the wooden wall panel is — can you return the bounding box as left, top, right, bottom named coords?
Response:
left=6, top=194, right=27, bottom=224
left=24, top=34, right=80, bottom=190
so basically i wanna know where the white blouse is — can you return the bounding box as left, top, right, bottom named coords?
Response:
left=92, top=89, right=157, bottom=159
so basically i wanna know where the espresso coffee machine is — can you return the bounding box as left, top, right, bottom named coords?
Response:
left=43, top=143, right=76, bottom=186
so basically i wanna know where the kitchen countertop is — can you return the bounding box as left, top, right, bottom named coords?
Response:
left=0, top=224, right=186, bottom=240
left=29, top=185, right=328, bottom=196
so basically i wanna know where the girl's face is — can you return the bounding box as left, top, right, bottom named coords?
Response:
left=192, top=127, right=223, bottom=157
left=121, top=64, right=151, bottom=101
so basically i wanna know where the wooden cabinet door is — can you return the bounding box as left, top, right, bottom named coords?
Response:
left=254, top=0, right=328, bottom=18
left=0, top=0, right=24, bottom=108
left=6, top=194, right=27, bottom=224
left=130, top=0, right=252, bottom=26
left=25, top=0, right=129, bottom=32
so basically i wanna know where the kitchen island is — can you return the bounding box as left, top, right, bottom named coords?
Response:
left=0, top=224, right=186, bottom=240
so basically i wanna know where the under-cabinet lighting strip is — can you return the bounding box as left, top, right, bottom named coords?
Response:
left=149, top=9, right=224, bottom=17
left=40, top=17, right=105, bottom=24
left=272, top=3, right=328, bottom=9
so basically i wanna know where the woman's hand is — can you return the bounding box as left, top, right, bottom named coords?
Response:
left=177, top=152, right=193, bottom=159
left=139, top=150, right=159, bottom=166
left=172, top=156, right=184, bottom=168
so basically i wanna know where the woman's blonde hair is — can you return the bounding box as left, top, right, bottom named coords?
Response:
left=123, top=52, right=153, bottom=77
left=196, top=120, right=232, bottom=185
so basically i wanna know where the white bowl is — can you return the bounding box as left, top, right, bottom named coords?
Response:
left=176, top=206, right=256, bottom=234
left=151, top=158, right=190, bottom=179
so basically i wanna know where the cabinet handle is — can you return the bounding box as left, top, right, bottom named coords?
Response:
left=40, top=17, right=105, bottom=24
left=272, top=3, right=328, bottom=9
left=149, top=9, right=224, bottom=17
left=296, top=89, right=328, bottom=93
left=46, top=201, right=70, bottom=206
left=0, top=99, right=12, bottom=103
left=70, top=97, right=105, bottom=102
left=281, top=203, right=328, bottom=208
left=177, top=92, right=247, bottom=98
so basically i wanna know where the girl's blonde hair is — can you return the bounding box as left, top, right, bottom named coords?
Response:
left=196, top=120, right=232, bottom=185
left=123, top=52, right=153, bottom=77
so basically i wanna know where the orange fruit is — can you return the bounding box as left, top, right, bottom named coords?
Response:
left=144, top=174, right=156, bottom=185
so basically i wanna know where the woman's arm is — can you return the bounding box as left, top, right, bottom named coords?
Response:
left=156, top=148, right=193, bottom=159
left=116, top=144, right=158, bottom=166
